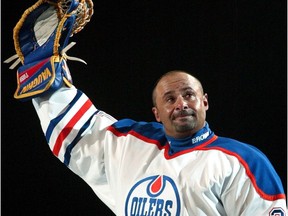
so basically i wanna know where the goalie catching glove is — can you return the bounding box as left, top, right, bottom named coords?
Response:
left=4, top=0, right=93, bottom=101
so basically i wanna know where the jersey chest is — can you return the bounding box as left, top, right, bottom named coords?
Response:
left=113, top=143, right=237, bottom=216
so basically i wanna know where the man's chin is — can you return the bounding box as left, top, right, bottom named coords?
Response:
left=174, top=122, right=196, bottom=133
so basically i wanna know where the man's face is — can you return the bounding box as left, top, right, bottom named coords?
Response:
left=152, top=72, right=208, bottom=138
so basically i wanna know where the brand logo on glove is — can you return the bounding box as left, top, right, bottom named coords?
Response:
left=19, top=72, right=29, bottom=83
left=125, top=175, right=181, bottom=216
left=20, top=68, right=52, bottom=94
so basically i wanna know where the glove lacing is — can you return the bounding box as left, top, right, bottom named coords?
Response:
left=4, top=41, right=86, bottom=70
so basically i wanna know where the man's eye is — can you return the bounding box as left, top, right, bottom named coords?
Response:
left=166, top=97, right=174, bottom=103
left=185, top=93, right=196, bottom=100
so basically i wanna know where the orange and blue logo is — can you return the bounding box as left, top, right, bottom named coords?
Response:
left=125, top=175, right=181, bottom=216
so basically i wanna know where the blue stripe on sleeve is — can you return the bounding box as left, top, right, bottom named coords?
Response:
left=63, top=110, right=99, bottom=166
left=45, top=90, right=83, bottom=143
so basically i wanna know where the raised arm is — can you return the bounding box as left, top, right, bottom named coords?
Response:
left=4, top=0, right=119, bottom=212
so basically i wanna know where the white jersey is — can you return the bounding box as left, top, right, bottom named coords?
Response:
left=32, top=86, right=287, bottom=216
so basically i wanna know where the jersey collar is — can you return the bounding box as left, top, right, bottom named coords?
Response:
left=165, top=122, right=214, bottom=154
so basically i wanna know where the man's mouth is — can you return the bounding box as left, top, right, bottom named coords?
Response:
left=172, top=110, right=195, bottom=120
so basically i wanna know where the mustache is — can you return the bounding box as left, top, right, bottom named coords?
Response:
left=172, top=109, right=195, bottom=119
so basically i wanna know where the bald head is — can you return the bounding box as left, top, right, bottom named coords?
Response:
left=152, top=70, right=204, bottom=107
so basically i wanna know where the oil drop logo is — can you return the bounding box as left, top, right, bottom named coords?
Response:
left=125, top=175, right=181, bottom=216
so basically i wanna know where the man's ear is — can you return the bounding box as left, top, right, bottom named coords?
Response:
left=203, top=93, right=209, bottom=110
left=152, top=107, right=161, bottom=122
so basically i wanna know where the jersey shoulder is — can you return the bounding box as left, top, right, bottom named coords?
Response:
left=208, top=136, right=285, bottom=198
left=107, top=118, right=167, bottom=145
left=210, top=136, right=268, bottom=162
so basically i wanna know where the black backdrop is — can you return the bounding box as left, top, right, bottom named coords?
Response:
left=2, top=0, right=287, bottom=215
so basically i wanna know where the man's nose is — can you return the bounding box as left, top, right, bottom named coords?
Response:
left=175, top=96, right=188, bottom=110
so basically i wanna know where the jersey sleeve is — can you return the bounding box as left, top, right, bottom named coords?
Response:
left=221, top=160, right=287, bottom=215
left=214, top=139, right=287, bottom=215
left=32, top=86, right=118, bottom=212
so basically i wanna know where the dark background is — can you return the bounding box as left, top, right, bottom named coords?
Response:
left=2, top=0, right=287, bottom=215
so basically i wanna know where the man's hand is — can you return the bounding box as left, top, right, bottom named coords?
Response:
left=5, top=0, right=93, bottom=101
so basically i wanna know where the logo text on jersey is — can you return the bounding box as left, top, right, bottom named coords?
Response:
left=125, top=175, right=181, bottom=216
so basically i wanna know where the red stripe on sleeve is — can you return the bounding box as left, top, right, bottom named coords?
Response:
left=52, top=99, right=93, bottom=156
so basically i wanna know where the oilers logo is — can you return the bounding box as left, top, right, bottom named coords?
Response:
left=125, top=175, right=181, bottom=216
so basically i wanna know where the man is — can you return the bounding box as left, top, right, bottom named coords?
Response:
left=152, top=71, right=208, bottom=139
left=6, top=0, right=287, bottom=215
left=31, top=70, right=286, bottom=215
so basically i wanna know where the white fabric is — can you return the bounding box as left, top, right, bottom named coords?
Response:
left=34, top=6, right=58, bottom=46
left=32, top=87, right=287, bottom=216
